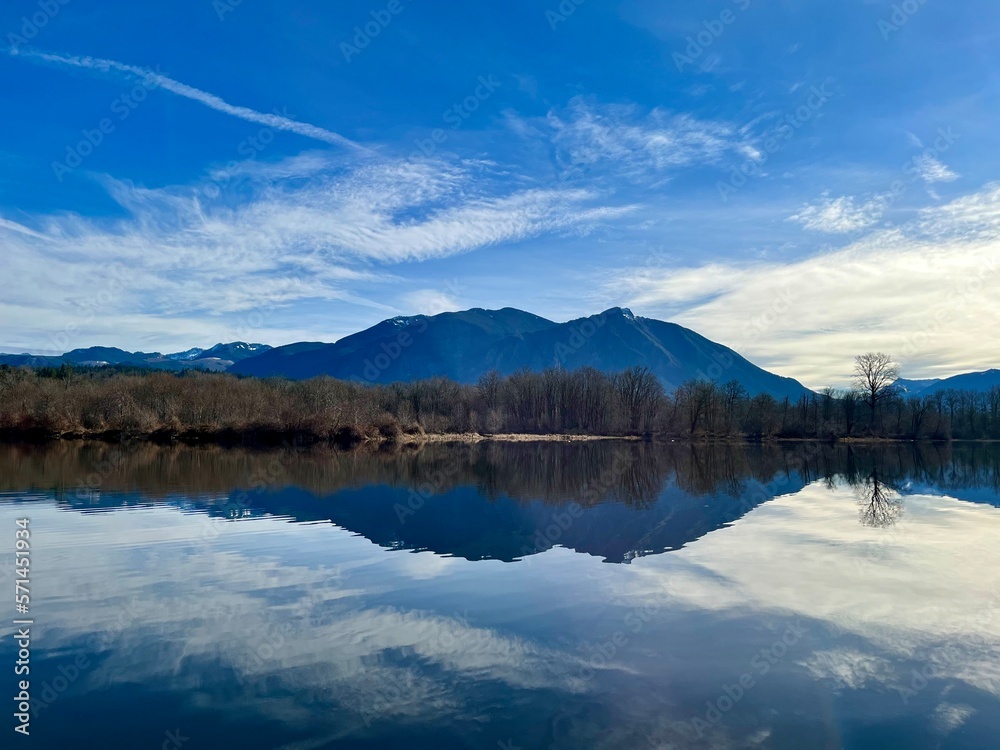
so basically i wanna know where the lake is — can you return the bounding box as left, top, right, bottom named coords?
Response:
left=1, top=440, right=999, bottom=749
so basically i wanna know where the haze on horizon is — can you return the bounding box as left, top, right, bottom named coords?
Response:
left=2, top=0, right=999, bottom=389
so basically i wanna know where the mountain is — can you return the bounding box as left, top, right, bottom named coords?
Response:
left=231, top=308, right=555, bottom=382
left=484, top=308, right=810, bottom=398
left=894, top=377, right=942, bottom=396
left=63, top=347, right=161, bottom=365
left=0, top=342, right=272, bottom=373
left=198, top=342, right=272, bottom=362
left=233, top=307, right=812, bottom=399
left=166, top=348, right=205, bottom=361
left=0, top=354, right=64, bottom=368
left=919, top=369, right=1000, bottom=395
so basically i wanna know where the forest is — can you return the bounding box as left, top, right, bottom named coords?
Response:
left=1, top=354, right=999, bottom=443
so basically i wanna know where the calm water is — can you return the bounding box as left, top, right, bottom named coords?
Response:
left=1, top=440, right=999, bottom=749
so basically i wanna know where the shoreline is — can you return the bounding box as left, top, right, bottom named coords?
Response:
left=0, top=427, right=978, bottom=448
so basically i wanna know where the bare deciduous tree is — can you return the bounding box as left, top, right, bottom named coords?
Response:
left=853, top=353, right=899, bottom=433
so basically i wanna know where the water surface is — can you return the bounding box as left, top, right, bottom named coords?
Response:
left=1, top=440, right=998, bottom=749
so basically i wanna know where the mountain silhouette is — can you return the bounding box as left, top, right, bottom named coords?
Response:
left=232, top=307, right=811, bottom=398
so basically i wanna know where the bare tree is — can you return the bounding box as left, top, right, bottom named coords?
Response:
left=840, top=389, right=859, bottom=436
left=853, top=353, right=899, bottom=434
left=722, top=380, right=747, bottom=434
left=612, top=366, right=663, bottom=433
left=477, top=370, right=502, bottom=412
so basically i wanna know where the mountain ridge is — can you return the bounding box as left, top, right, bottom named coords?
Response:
left=0, top=341, right=271, bottom=373
left=231, top=306, right=813, bottom=399
left=912, top=369, right=1000, bottom=395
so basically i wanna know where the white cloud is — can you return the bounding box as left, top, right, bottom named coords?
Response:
left=401, top=289, right=461, bottom=316
left=0, top=217, right=46, bottom=239
left=914, top=154, right=960, bottom=184
left=535, top=98, right=758, bottom=180
left=3, top=503, right=590, bottom=737
left=789, top=193, right=888, bottom=234
left=614, top=183, right=1000, bottom=387
left=13, top=48, right=364, bottom=151
left=798, top=648, right=893, bottom=690
left=1, top=154, right=630, bottom=351
left=625, top=483, right=1000, bottom=703
left=932, top=703, right=975, bottom=734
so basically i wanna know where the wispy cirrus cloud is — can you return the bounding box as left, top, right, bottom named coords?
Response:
left=913, top=153, right=960, bottom=184
left=8, top=47, right=365, bottom=151
left=512, top=97, right=759, bottom=182
left=1, top=154, right=633, bottom=351
left=789, top=193, right=889, bottom=234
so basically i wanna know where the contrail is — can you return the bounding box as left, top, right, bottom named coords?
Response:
left=0, top=217, right=47, bottom=240
left=11, top=48, right=367, bottom=152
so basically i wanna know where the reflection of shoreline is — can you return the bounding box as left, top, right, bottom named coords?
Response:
left=1, top=442, right=999, bottom=563
left=11, top=429, right=1000, bottom=448
left=0, top=440, right=818, bottom=505
left=3, top=440, right=1000, bottom=504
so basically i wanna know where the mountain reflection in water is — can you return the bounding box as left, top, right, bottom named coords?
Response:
left=3, top=440, right=1000, bottom=562
left=1, top=440, right=1000, bottom=749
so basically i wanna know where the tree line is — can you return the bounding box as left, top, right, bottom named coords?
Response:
left=0, top=352, right=997, bottom=442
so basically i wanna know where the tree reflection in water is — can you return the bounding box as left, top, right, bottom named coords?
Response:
left=854, top=466, right=905, bottom=528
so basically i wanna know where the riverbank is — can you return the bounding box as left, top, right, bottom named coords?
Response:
left=0, top=426, right=647, bottom=447
left=0, top=426, right=967, bottom=448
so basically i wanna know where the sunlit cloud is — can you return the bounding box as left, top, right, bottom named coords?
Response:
left=400, top=289, right=462, bottom=316
left=614, top=183, right=1000, bottom=387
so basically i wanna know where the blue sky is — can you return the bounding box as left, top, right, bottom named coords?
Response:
left=2, top=0, right=1000, bottom=387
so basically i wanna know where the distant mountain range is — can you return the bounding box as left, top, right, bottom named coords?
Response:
left=893, top=378, right=943, bottom=395
left=895, top=370, right=1000, bottom=396
left=231, top=307, right=812, bottom=399
left=0, top=342, right=271, bottom=373
left=12, top=308, right=998, bottom=399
